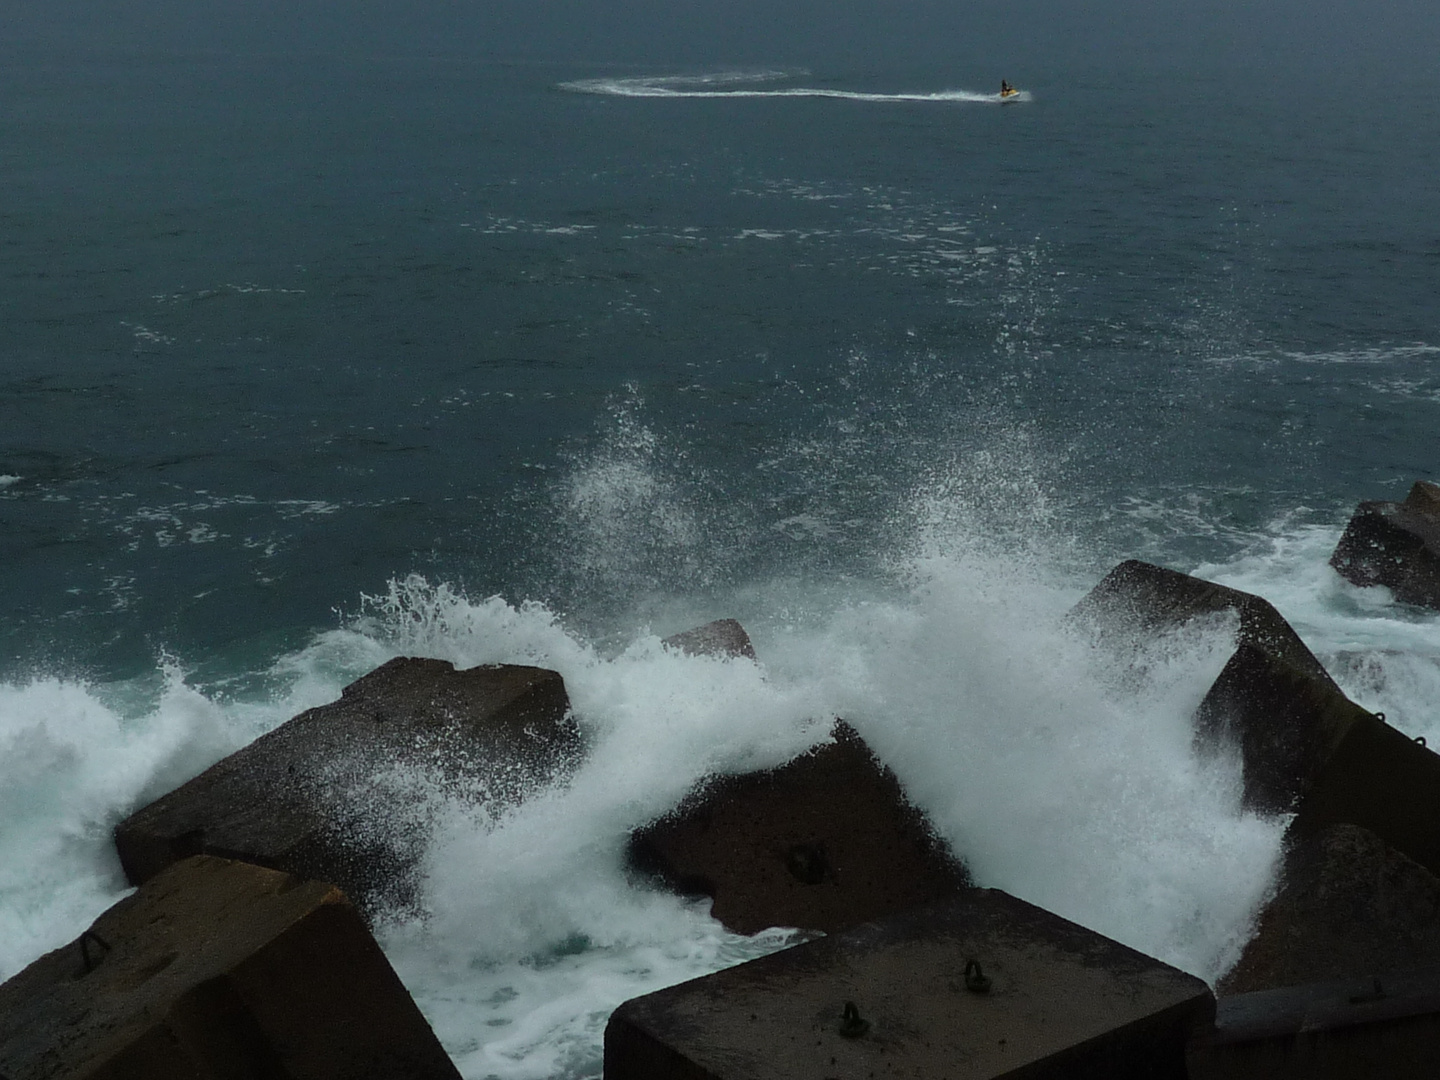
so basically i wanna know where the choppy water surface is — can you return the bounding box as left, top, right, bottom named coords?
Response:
left=2, top=7, right=1439, bottom=1076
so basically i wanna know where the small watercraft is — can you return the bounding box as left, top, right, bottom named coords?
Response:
left=1000, top=86, right=1022, bottom=102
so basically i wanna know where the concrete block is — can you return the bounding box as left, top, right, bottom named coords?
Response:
left=1071, top=561, right=1440, bottom=871
left=1193, top=642, right=1376, bottom=814
left=1222, top=822, right=1440, bottom=994
left=1069, top=561, right=1380, bottom=814
left=628, top=720, right=970, bottom=935
left=1331, top=481, right=1440, bottom=610
left=1191, top=966, right=1440, bottom=1080
left=116, top=658, right=577, bottom=915
left=605, top=888, right=1214, bottom=1080
left=0, top=855, right=458, bottom=1080
left=661, top=618, right=756, bottom=660
left=1067, top=559, right=1332, bottom=684
left=1293, top=711, right=1440, bottom=880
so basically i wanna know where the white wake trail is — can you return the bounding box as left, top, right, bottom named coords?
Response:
left=561, top=72, right=1023, bottom=105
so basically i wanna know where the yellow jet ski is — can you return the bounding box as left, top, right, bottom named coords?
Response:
left=1000, top=85, right=1022, bottom=102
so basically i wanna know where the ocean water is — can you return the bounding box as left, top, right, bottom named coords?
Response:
left=3, top=3, right=1440, bottom=1076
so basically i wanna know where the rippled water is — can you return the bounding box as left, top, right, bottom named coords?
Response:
left=2, top=7, right=1439, bottom=1075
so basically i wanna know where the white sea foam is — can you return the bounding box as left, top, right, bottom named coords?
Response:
left=0, top=666, right=233, bottom=979
left=0, top=645, right=381, bottom=982
left=560, top=71, right=1020, bottom=105
left=347, top=537, right=1278, bottom=1078
left=0, top=475, right=20, bottom=488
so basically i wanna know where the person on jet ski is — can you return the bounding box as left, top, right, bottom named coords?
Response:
left=1000, top=80, right=1014, bottom=96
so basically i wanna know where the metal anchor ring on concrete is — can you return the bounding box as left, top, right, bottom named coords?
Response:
left=964, top=959, right=992, bottom=993
left=78, top=930, right=111, bottom=974
left=838, top=1000, right=870, bottom=1038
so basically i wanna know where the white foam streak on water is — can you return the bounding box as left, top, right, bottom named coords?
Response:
left=560, top=72, right=1017, bottom=104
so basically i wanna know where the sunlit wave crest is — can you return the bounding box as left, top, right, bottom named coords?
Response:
left=560, top=70, right=1025, bottom=104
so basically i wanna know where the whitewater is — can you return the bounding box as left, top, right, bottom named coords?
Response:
left=4, top=443, right=1439, bottom=1077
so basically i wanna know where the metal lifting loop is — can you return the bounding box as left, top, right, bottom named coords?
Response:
left=1418, top=736, right=1428, bottom=747
left=964, top=959, right=992, bottom=993
left=79, top=930, right=112, bottom=974
left=839, top=1001, right=870, bottom=1038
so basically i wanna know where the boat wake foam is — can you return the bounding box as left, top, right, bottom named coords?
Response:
left=560, top=70, right=1024, bottom=104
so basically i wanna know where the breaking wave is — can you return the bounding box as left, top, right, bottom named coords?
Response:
left=4, top=407, right=1436, bottom=1080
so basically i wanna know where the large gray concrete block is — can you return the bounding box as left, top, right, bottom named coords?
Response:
left=628, top=719, right=970, bottom=935
left=1331, top=480, right=1440, bottom=610
left=1192, top=965, right=1440, bottom=1079
left=1292, top=711, right=1440, bottom=881
left=661, top=618, right=757, bottom=660
left=116, top=657, right=578, bottom=915
left=605, top=888, right=1213, bottom=1079
left=1222, top=822, right=1440, bottom=994
left=1071, top=560, right=1440, bottom=877
left=0, top=855, right=459, bottom=1080
left=1068, top=559, right=1332, bottom=685
left=1192, top=641, right=1376, bottom=814
left=1069, top=560, right=1379, bottom=813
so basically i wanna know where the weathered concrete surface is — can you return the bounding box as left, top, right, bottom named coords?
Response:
left=606, top=888, right=1214, bottom=1080
left=1191, top=965, right=1440, bottom=1079
left=1331, top=480, right=1440, bottom=610
left=1193, top=641, right=1376, bottom=814
left=1222, top=823, right=1440, bottom=995
left=1291, top=712, right=1440, bottom=881
left=661, top=618, right=757, bottom=660
left=1067, top=559, right=1332, bottom=684
left=0, top=855, right=459, bottom=1080
left=1069, top=560, right=1384, bottom=814
left=1071, top=561, right=1440, bottom=873
left=116, top=657, right=578, bottom=914
left=628, top=720, right=970, bottom=935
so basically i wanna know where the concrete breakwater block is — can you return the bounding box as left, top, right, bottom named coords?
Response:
left=628, top=720, right=970, bottom=935
left=1222, top=822, right=1440, bottom=995
left=1070, top=561, right=1440, bottom=873
left=0, top=855, right=459, bottom=1080
left=1331, top=480, right=1440, bottom=610
left=1191, top=965, right=1440, bottom=1080
left=116, top=657, right=577, bottom=915
left=605, top=888, right=1214, bottom=1080
left=1069, top=560, right=1372, bottom=814
left=662, top=618, right=757, bottom=659
left=1292, top=711, right=1440, bottom=880
left=1067, top=559, right=1333, bottom=684
left=1192, top=641, right=1376, bottom=814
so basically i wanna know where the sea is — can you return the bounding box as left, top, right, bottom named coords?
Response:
left=2, top=1, right=1439, bottom=1076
